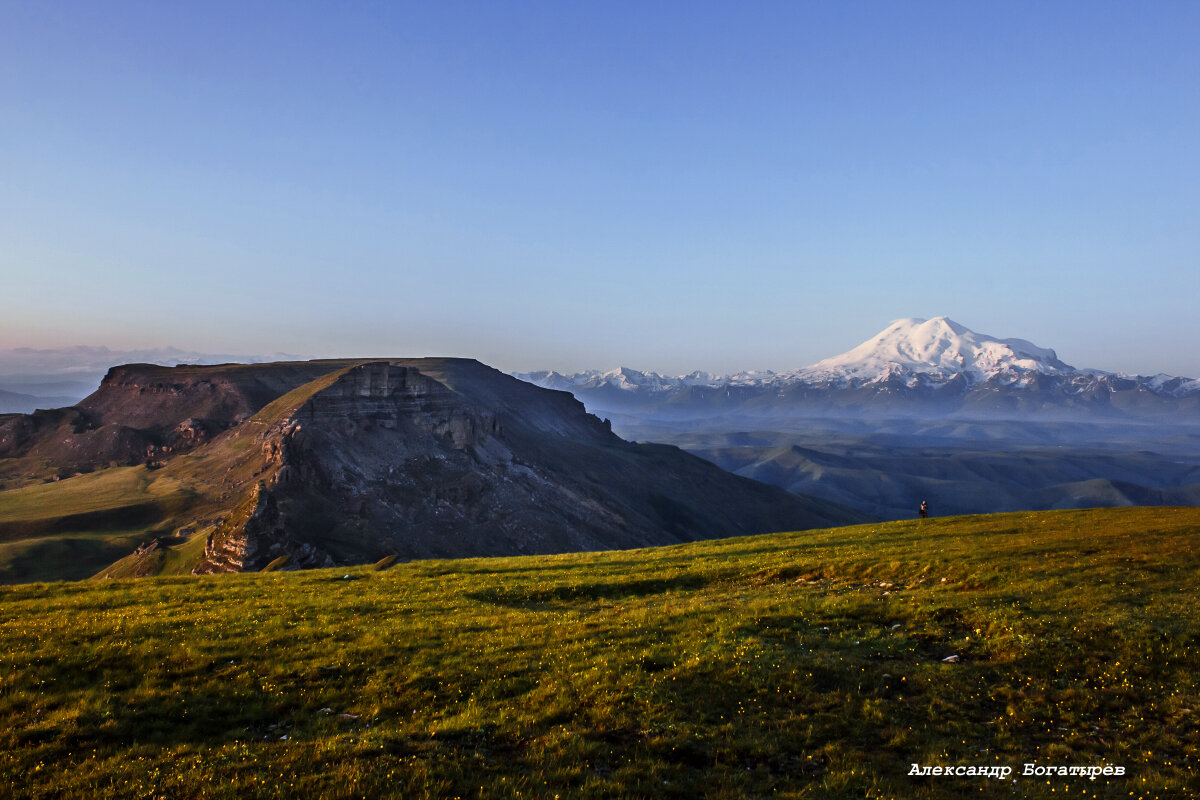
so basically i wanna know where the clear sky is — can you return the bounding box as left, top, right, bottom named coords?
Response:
left=2, top=1, right=1198, bottom=376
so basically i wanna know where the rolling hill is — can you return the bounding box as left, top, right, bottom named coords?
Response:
left=1, top=506, right=1195, bottom=798
left=633, top=421, right=1200, bottom=520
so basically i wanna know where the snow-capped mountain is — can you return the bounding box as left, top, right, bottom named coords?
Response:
left=789, top=316, right=1074, bottom=385
left=516, top=317, right=1200, bottom=421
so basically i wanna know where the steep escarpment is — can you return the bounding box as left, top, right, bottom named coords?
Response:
left=77, top=361, right=368, bottom=430
left=187, top=360, right=863, bottom=574
left=1, top=357, right=867, bottom=581
left=0, top=360, right=367, bottom=486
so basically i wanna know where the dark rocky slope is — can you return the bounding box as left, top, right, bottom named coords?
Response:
left=0, top=359, right=866, bottom=579
left=0, top=360, right=364, bottom=485
left=193, top=360, right=864, bottom=572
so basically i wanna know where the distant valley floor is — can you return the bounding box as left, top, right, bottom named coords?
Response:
left=608, top=415, right=1200, bottom=520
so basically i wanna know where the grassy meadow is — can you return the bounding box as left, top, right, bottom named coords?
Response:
left=1, top=506, right=1197, bottom=798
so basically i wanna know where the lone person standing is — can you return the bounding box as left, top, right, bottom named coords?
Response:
left=919, top=499, right=929, bottom=519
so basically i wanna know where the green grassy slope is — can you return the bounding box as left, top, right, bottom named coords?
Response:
left=1, top=507, right=1197, bottom=799
left=0, top=367, right=357, bottom=583
left=0, top=466, right=197, bottom=582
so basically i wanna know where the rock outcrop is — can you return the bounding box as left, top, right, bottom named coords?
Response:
left=0, top=360, right=366, bottom=485
left=184, top=359, right=865, bottom=573
left=1, top=357, right=869, bottom=578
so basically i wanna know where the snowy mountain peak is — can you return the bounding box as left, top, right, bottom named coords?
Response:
left=514, top=316, right=1199, bottom=420
left=796, top=317, right=1074, bottom=385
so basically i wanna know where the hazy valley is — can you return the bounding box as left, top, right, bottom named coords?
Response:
left=521, top=317, right=1200, bottom=520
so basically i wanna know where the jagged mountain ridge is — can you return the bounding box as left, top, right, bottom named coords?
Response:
left=518, top=317, right=1200, bottom=420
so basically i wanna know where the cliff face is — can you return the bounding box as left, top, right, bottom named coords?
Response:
left=0, top=361, right=365, bottom=484
left=1, top=358, right=868, bottom=579
left=77, top=361, right=366, bottom=430
left=186, top=359, right=864, bottom=573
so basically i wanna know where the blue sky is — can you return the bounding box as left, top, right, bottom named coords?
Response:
left=2, top=1, right=1198, bottom=376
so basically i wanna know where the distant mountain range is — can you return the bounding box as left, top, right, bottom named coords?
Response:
left=518, top=317, right=1200, bottom=421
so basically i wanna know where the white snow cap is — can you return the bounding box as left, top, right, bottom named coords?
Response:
left=796, top=317, right=1074, bottom=383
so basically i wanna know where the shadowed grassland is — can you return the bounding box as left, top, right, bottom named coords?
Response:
left=0, top=467, right=199, bottom=582
left=0, top=467, right=168, bottom=522
left=1, top=507, right=1197, bottom=798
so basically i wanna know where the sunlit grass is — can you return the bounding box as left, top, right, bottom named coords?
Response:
left=0, top=368, right=358, bottom=585
left=0, top=466, right=170, bottom=521
left=1, top=506, right=1197, bottom=798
